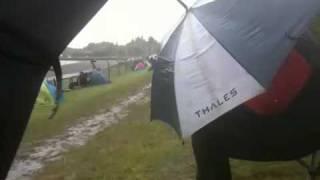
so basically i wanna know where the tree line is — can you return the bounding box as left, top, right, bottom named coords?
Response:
left=61, top=36, right=161, bottom=58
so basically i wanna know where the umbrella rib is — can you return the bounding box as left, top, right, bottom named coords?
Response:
left=176, top=0, right=188, bottom=12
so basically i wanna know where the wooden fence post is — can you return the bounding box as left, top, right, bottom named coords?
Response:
left=118, top=62, right=121, bottom=76
left=107, top=61, right=111, bottom=81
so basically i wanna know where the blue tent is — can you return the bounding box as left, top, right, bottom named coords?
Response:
left=88, top=69, right=109, bottom=86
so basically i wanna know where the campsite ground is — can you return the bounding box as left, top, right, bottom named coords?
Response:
left=21, top=70, right=312, bottom=180
left=21, top=69, right=150, bottom=151
left=33, top=90, right=310, bottom=180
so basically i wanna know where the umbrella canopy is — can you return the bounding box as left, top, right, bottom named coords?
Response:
left=151, top=0, right=320, bottom=138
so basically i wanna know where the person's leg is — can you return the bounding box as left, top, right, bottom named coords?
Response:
left=0, top=58, right=48, bottom=180
left=192, top=128, right=231, bottom=180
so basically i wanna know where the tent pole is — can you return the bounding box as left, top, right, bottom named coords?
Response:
left=176, top=0, right=188, bottom=12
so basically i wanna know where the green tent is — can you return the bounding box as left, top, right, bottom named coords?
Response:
left=36, top=82, right=55, bottom=106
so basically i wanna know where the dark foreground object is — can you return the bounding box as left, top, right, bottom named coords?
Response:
left=192, top=69, right=320, bottom=180
left=0, top=0, right=108, bottom=179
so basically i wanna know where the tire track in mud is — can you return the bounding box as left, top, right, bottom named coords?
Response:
left=6, top=84, right=151, bottom=180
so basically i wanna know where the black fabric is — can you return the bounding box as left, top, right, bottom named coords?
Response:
left=0, top=58, right=49, bottom=180
left=49, top=59, right=63, bottom=119
left=0, top=0, right=108, bottom=65
left=151, top=59, right=182, bottom=135
left=0, top=1, right=108, bottom=179
left=192, top=129, right=231, bottom=180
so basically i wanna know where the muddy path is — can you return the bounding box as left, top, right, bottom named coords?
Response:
left=6, top=85, right=151, bottom=180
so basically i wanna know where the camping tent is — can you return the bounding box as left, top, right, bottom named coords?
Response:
left=88, top=69, right=109, bottom=85
left=134, top=61, right=146, bottom=71
left=37, top=81, right=55, bottom=105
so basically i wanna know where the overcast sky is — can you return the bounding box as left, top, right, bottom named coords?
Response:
left=68, top=0, right=199, bottom=48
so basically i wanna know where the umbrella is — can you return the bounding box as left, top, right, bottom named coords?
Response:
left=151, top=0, right=320, bottom=138
left=0, top=0, right=108, bottom=179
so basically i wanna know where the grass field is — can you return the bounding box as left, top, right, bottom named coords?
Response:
left=21, top=70, right=151, bottom=151
left=33, top=95, right=312, bottom=180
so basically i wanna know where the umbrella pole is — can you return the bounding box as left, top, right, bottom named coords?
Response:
left=176, top=0, right=188, bottom=12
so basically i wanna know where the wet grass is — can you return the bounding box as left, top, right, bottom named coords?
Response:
left=33, top=97, right=196, bottom=180
left=21, top=70, right=151, bottom=150
left=33, top=98, right=311, bottom=180
left=231, top=160, right=309, bottom=180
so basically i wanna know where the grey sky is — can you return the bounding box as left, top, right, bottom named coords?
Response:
left=68, top=0, right=198, bottom=48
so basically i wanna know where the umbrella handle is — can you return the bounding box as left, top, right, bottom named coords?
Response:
left=176, top=0, right=188, bottom=12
